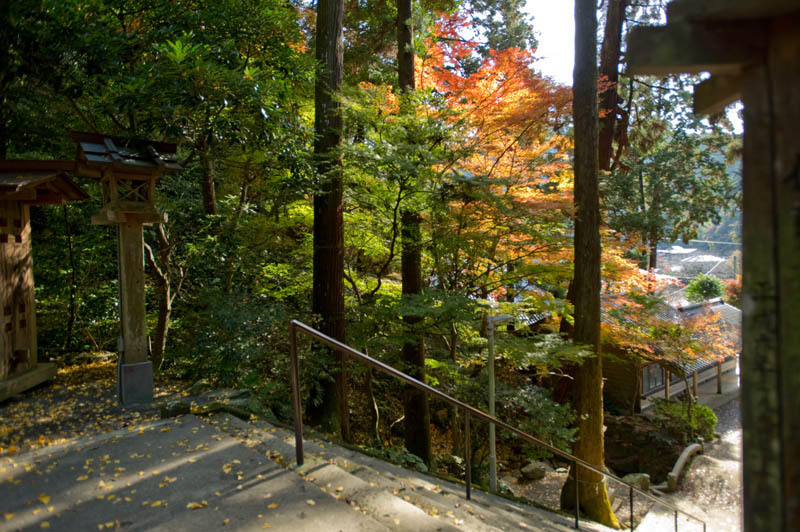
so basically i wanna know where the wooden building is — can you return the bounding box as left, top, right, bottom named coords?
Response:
left=0, top=163, right=88, bottom=401
left=603, top=299, right=741, bottom=414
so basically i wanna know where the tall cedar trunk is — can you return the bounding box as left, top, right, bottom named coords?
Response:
left=397, top=0, right=432, bottom=466
left=559, top=1, right=621, bottom=528
left=309, top=0, right=349, bottom=440
left=401, top=211, right=431, bottom=464
left=598, top=0, right=626, bottom=172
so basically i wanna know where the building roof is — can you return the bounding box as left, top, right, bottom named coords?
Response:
left=678, top=298, right=741, bottom=327
left=0, top=164, right=89, bottom=204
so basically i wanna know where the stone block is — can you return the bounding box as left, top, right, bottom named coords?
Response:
left=118, top=360, right=153, bottom=405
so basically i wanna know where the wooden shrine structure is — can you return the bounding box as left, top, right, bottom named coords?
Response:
left=0, top=163, right=88, bottom=402
left=71, top=132, right=181, bottom=405
left=628, top=1, right=800, bottom=530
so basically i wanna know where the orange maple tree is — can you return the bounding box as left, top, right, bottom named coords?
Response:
left=416, top=14, right=575, bottom=304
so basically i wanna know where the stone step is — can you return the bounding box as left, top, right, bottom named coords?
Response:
left=1, top=414, right=390, bottom=532
left=208, top=413, right=462, bottom=532
left=209, top=413, right=616, bottom=532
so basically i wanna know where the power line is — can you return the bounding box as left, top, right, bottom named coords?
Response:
left=688, top=239, right=741, bottom=246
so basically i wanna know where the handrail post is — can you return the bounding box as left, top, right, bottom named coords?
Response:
left=674, top=509, right=678, bottom=531
left=574, top=460, right=580, bottom=529
left=465, top=411, right=471, bottom=501
left=629, top=485, right=634, bottom=531
left=289, top=322, right=304, bottom=466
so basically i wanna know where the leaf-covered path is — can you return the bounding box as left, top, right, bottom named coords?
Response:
left=0, top=362, right=384, bottom=531
left=1, top=360, right=175, bottom=457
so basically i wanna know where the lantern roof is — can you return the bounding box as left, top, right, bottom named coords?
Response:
left=71, top=132, right=182, bottom=180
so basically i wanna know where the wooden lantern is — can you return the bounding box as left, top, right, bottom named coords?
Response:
left=72, top=133, right=181, bottom=405
left=0, top=162, right=88, bottom=401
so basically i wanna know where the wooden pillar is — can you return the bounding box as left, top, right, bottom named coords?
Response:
left=717, top=362, right=722, bottom=394
left=117, top=223, right=148, bottom=363
left=692, top=370, right=698, bottom=397
left=114, top=221, right=153, bottom=405
left=624, top=4, right=800, bottom=529
left=0, top=201, right=36, bottom=378
left=739, top=15, right=800, bottom=531
left=665, top=370, right=670, bottom=399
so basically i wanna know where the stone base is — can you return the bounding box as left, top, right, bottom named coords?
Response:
left=118, top=361, right=153, bottom=406
left=0, top=363, right=57, bottom=402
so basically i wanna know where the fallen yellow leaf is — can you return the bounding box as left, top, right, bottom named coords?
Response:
left=223, top=518, right=230, bottom=526
left=76, top=475, right=88, bottom=481
left=267, top=503, right=278, bottom=509
left=186, top=501, right=208, bottom=509
left=306, top=499, right=315, bottom=506
left=40, top=522, right=50, bottom=529
left=5, top=513, right=15, bottom=520
left=38, top=494, right=51, bottom=505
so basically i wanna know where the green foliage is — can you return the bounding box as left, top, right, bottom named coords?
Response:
left=603, top=76, right=739, bottom=257
left=501, top=385, right=577, bottom=459
left=31, top=190, right=120, bottom=357
left=650, top=398, right=718, bottom=443
left=685, top=273, right=724, bottom=303
left=380, top=446, right=429, bottom=473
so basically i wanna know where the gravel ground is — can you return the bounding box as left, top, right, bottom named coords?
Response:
left=502, top=398, right=743, bottom=531
left=635, top=398, right=742, bottom=532
left=675, top=398, right=742, bottom=531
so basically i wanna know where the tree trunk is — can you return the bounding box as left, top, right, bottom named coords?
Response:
left=309, top=0, right=349, bottom=441
left=400, top=210, right=432, bottom=464
left=598, top=0, right=627, bottom=172
left=62, top=204, right=77, bottom=352
left=201, top=148, right=218, bottom=215
left=397, top=0, right=431, bottom=466
left=559, top=1, right=620, bottom=528
left=151, top=280, right=171, bottom=371
left=144, top=224, right=184, bottom=372
left=648, top=240, right=658, bottom=270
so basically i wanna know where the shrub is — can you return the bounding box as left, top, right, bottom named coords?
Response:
left=650, top=398, right=717, bottom=443
left=685, top=274, right=724, bottom=303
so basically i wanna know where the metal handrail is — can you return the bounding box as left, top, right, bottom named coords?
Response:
left=289, top=319, right=706, bottom=531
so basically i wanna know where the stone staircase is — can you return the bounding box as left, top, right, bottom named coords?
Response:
left=208, top=412, right=616, bottom=532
